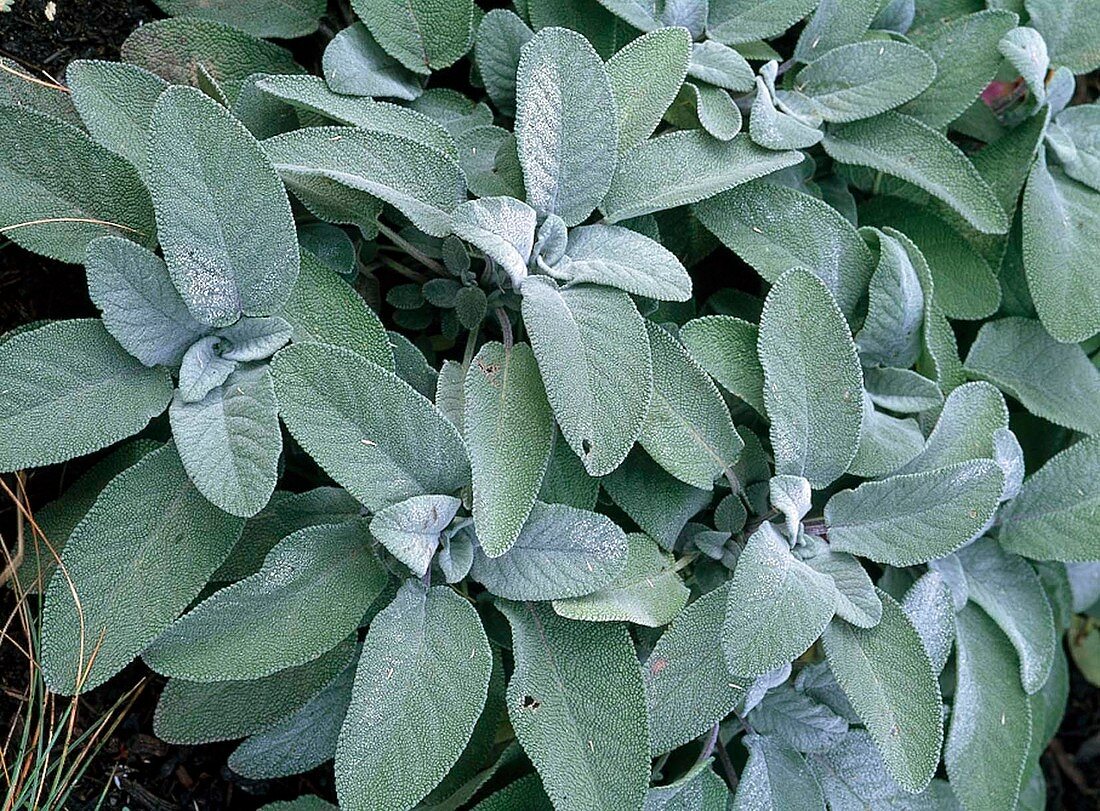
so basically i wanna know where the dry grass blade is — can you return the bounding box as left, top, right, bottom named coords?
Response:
left=0, top=474, right=138, bottom=811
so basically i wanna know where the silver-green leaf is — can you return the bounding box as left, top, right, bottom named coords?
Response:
left=470, top=501, right=628, bottom=600
left=271, top=341, right=470, bottom=512
left=723, top=523, right=837, bottom=679
left=515, top=27, right=617, bottom=225
left=336, top=583, right=491, bottom=811
left=143, top=520, right=385, bottom=681
left=825, top=460, right=1005, bottom=567
left=465, top=341, right=554, bottom=558
left=521, top=276, right=652, bottom=476
left=758, top=268, right=863, bottom=489
left=499, top=600, right=649, bottom=811
left=0, top=319, right=172, bottom=472
left=41, top=444, right=244, bottom=694
left=823, top=589, right=943, bottom=794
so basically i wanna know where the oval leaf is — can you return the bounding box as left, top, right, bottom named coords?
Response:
left=823, top=589, right=943, bottom=793
left=822, top=111, right=1009, bottom=235
left=466, top=341, right=554, bottom=558
left=148, top=86, right=299, bottom=327
left=271, top=341, right=470, bottom=513
left=515, top=27, right=617, bottom=225
left=825, top=460, right=1005, bottom=566
left=758, top=268, right=863, bottom=489
left=521, top=277, right=652, bottom=477
left=470, top=501, right=628, bottom=600
left=640, top=321, right=743, bottom=489
left=143, top=521, right=385, bottom=681
left=41, top=444, right=244, bottom=694
left=723, top=523, right=837, bottom=680
left=336, top=583, right=491, bottom=811
left=0, top=319, right=172, bottom=472
left=498, top=600, right=649, bottom=811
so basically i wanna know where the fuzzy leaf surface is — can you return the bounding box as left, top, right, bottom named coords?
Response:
left=1022, top=159, right=1100, bottom=343
left=696, top=180, right=874, bottom=323
left=499, top=600, right=649, bottom=811
left=895, top=381, right=1008, bottom=475
left=823, top=590, right=943, bottom=793
left=823, top=112, right=1008, bottom=235
left=271, top=341, right=469, bottom=512
left=323, top=23, right=423, bottom=100
left=121, top=18, right=303, bottom=101
left=965, top=317, right=1100, bottom=435
left=1026, top=0, right=1100, bottom=73
left=825, top=460, right=1004, bottom=566
left=451, top=197, right=537, bottom=287
left=0, top=319, right=172, bottom=472
left=900, top=10, right=1018, bottom=129
left=144, top=520, right=384, bottom=681
left=515, top=27, right=617, bottom=225
left=644, top=582, right=746, bottom=755
left=41, top=445, right=243, bottom=694
left=215, top=487, right=362, bottom=582
left=602, top=131, right=802, bottom=223
left=680, top=315, right=766, bottom=416
left=706, top=0, right=819, bottom=44
left=264, top=126, right=466, bottom=238
left=956, top=538, right=1056, bottom=695
left=0, top=105, right=156, bottom=262
left=336, top=583, right=491, bottom=811
left=758, top=268, right=863, bottom=489
left=465, top=341, right=554, bottom=557
left=85, top=236, right=206, bottom=367
left=549, top=224, right=692, bottom=302
left=640, top=321, right=742, bottom=489
left=999, top=436, right=1100, bottom=561
left=153, top=0, right=325, bottom=38
left=607, top=27, right=692, bottom=152
left=552, top=533, right=689, bottom=626
left=793, top=41, right=934, bottom=123
left=67, top=59, right=167, bottom=172
left=282, top=251, right=392, bottom=369
left=370, top=494, right=460, bottom=576
left=350, top=0, right=474, bottom=74
left=256, top=75, right=454, bottom=156
left=946, top=604, right=1032, bottom=811
left=170, top=365, right=282, bottom=518
left=475, top=10, right=532, bottom=117
left=731, top=734, right=825, bottom=811
left=521, top=277, right=652, bottom=476
left=470, top=501, right=628, bottom=600
left=149, top=87, right=298, bottom=327
left=154, top=638, right=355, bottom=744
left=229, top=656, right=355, bottom=779
left=724, top=524, right=837, bottom=679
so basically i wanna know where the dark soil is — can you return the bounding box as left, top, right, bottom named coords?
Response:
left=0, top=0, right=160, bottom=334
left=1048, top=664, right=1100, bottom=810
left=1, top=2, right=1100, bottom=809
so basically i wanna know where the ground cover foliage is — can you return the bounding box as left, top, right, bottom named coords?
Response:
left=3, top=0, right=1100, bottom=808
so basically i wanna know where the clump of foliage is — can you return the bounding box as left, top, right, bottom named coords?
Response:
left=2, top=0, right=1100, bottom=808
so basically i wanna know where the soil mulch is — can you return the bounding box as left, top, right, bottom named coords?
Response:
left=1, top=1, right=1099, bottom=809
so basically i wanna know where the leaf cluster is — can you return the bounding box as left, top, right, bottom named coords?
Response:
left=3, top=0, right=1100, bottom=809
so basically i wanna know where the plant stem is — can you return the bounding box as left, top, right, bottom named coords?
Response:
left=715, top=737, right=740, bottom=790
left=376, top=221, right=445, bottom=274
left=378, top=256, right=428, bottom=283
left=496, top=308, right=513, bottom=351
left=697, top=723, right=720, bottom=763
left=462, top=325, right=480, bottom=370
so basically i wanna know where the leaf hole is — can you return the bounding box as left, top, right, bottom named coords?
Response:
left=521, top=695, right=541, bottom=710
